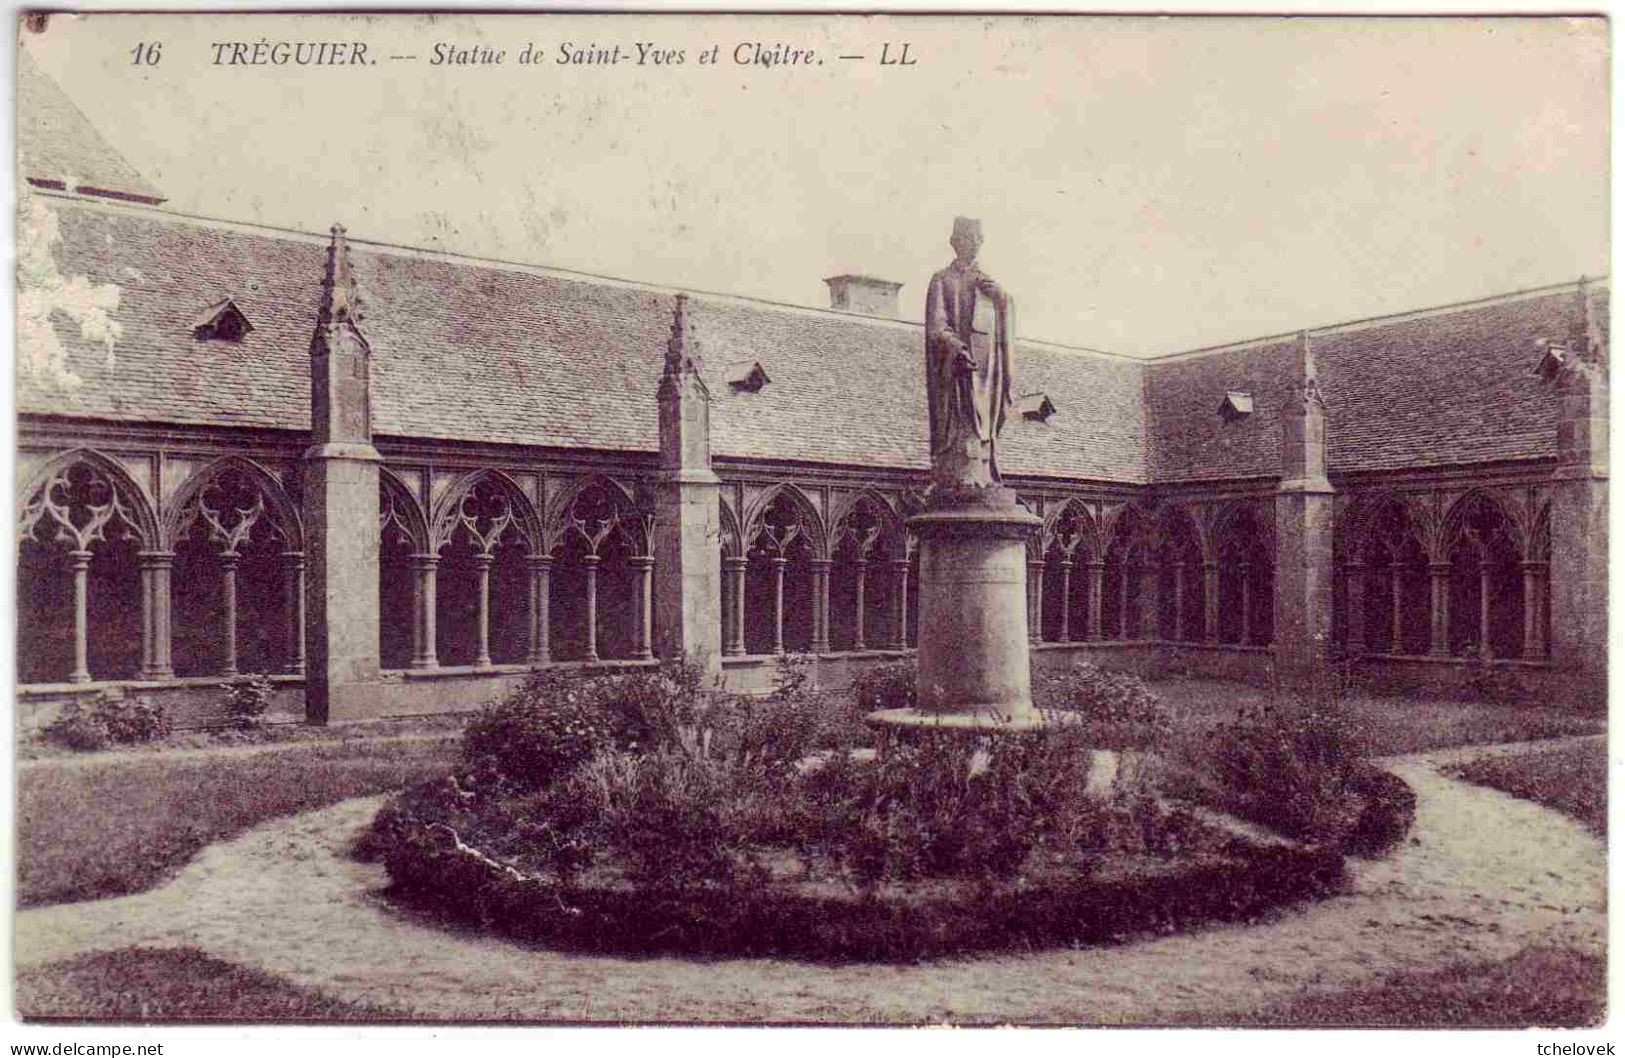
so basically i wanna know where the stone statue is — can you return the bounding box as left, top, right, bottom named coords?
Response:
left=924, top=217, right=1015, bottom=490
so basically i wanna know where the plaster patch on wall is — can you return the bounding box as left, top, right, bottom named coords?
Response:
left=17, top=191, right=124, bottom=394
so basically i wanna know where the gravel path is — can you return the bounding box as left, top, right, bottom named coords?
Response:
left=15, top=736, right=1606, bottom=1025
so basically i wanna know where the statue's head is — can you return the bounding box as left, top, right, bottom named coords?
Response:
left=949, top=216, right=983, bottom=263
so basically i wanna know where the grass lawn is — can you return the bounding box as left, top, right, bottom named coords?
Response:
left=1199, top=946, right=1605, bottom=1028
left=19, top=713, right=467, bottom=761
left=1445, top=739, right=1608, bottom=837
left=1146, top=677, right=1604, bottom=756
left=16, top=947, right=400, bottom=1022
left=18, top=736, right=458, bottom=907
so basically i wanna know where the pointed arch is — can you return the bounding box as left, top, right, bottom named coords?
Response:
left=829, top=487, right=907, bottom=561
left=1339, top=489, right=1421, bottom=563
left=744, top=482, right=828, bottom=559
left=19, top=447, right=160, bottom=550
left=379, top=467, right=430, bottom=553
left=1152, top=502, right=1204, bottom=562
left=718, top=495, right=744, bottom=559
left=165, top=455, right=302, bottom=552
left=431, top=468, right=542, bottom=555
left=545, top=473, right=645, bottom=556
left=1212, top=499, right=1272, bottom=562
left=1442, top=488, right=1520, bottom=558
left=1043, top=497, right=1099, bottom=560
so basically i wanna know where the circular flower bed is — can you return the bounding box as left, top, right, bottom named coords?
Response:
left=363, top=660, right=1351, bottom=962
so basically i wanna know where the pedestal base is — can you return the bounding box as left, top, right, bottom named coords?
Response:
left=903, top=487, right=1042, bottom=728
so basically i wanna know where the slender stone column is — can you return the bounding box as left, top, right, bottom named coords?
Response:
left=138, top=550, right=175, bottom=679
left=409, top=554, right=439, bottom=669
left=1343, top=563, right=1365, bottom=656
left=1521, top=560, right=1545, bottom=659
left=68, top=549, right=93, bottom=683
left=724, top=556, right=747, bottom=656
left=1087, top=559, right=1105, bottom=640
left=473, top=553, right=494, bottom=667
left=1477, top=553, right=1492, bottom=658
left=1027, top=559, right=1046, bottom=643
left=630, top=556, right=655, bottom=660
left=1139, top=564, right=1160, bottom=640
left=1201, top=561, right=1219, bottom=644
left=852, top=557, right=869, bottom=650
left=282, top=551, right=306, bottom=674
left=1118, top=563, right=1131, bottom=640
left=1428, top=562, right=1451, bottom=657
left=1058, top=558, right=1074, bottom=641
left=889, top=558, right=909, bottom=649
left=1239, top=563, right=1253, bottom=646
left=220, top=551, right=240, bottom=677
left=582, top=553, right=601, bottom=662
left=1172, top=564, right=1187, bottom=642
left=1389, top=563, right=1404, bottom=653
left=810, top=557, right=832, bottom=653
left=770, top=556, right=788, bottom=655
left=528, top=555, right=552, bottom=665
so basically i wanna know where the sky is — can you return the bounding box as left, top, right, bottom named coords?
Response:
left=23, top=12, right=1610, bottom=357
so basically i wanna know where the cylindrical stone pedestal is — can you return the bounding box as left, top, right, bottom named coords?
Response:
left=869, top=487, right=1042, bottom=731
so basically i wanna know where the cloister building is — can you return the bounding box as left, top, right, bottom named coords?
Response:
left=16, top=55, right=1609, bottom=727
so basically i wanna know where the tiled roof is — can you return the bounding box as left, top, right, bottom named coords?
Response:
left=1143, top=285, right=1608, bottom=482
left=696, top=298, right=1147, bottom=481
left=21, top=198, right=1149, bottom=483
left=17, top=50, right=165, bottom=205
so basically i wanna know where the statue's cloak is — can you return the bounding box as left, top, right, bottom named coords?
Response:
left=924, top=262, right=1015, bottom=480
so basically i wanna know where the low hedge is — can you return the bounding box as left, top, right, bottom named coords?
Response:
left=369, top=804, right=1345, bottom=962
left=1343, top=764, right=1417, bottom=858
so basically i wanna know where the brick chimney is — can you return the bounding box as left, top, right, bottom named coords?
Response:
left=824, top=275, right=902, bottom=318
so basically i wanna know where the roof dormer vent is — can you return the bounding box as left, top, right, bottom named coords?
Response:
left=1218, top=390, right=1254, bottom=421
left=193, top=298, right=254, bottom=343
left=727, top=360, right=771, bottom=393
left=1016, top=392, right=1056, bottom=423
left=1533, top=338, right=1569, bottom=383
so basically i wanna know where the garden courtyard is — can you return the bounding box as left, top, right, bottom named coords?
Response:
left=14, top=671, right=1608, bottom=1027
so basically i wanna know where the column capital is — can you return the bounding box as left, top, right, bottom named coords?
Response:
left=627, top=555, right=656, bottom=571
left=471, top=551, right=496, bottom=569
left=1519, top=558, right=1550, bottom=571
left=218, top=550, right=241, bottom=570
left=1428, top=561, right=1452, bottom=575
left=527, top=552, right=555, bottom=570
left=409, top=551, right=441, bottom=570
left=137, top=549, right=176, bottom=566
left=723, top=554, right=749, bottom=571
left=280, top=549, right=306, bottom=566
left=1087, top=558, right=1105, bottom=571
left=805, top=556, right=829, bottom=570
left=581, top=552, right=602, bottom=567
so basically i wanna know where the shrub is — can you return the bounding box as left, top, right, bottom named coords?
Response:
left=571, top=749, right=768, bottom=893
left=220, top=674, right=275, bottom=731
left=461, top=672, right=616, bottom=791
left=1343, top=763, right=1417, bottom=858
left=1208, top=698, right=1365, bottom=844
left=850, top=661, right=917, bottom=715
left=787, top=725, right=1133, bottom=892
left=1033, top=662, right=1170, bottom=749
left=461, top=660, right=720, bottom=792
left=1458, top=656, right=1533, bottom=706
left=43, top=692, right=171, bottom=751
